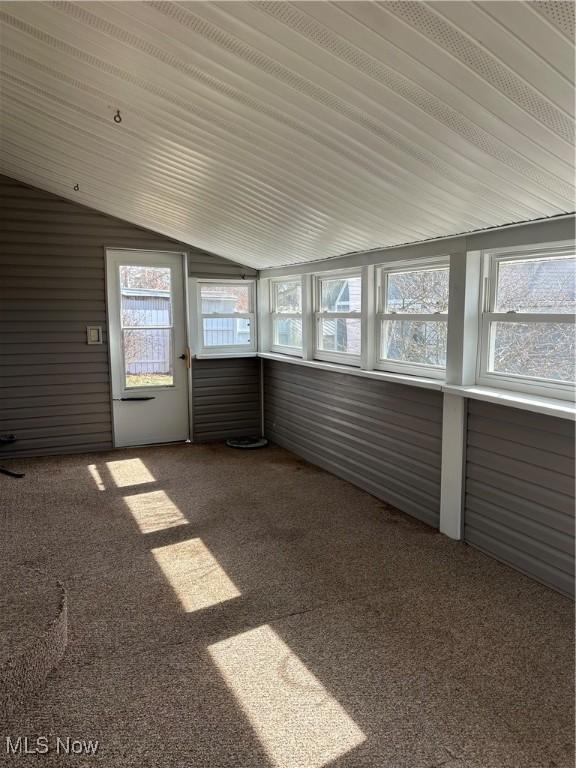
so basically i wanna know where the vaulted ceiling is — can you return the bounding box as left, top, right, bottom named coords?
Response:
left=0, top=1, right=574, bottom=269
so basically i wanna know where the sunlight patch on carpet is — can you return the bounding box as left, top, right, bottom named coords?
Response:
left=124, top=490, right=187, bottom=534
left=106, top=458, right=155, bottom=487
left=208, top=625, right=365, bottom=768
left=87, top=464, right=105, bottom=491
left=152, top=538, right=240, bottom=612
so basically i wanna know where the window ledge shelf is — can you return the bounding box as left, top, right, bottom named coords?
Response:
left=195, top=353, right=258, bottom=359
left=442, top=385, right=576, bottom=421
left=258, top=352, right=443, bottom=390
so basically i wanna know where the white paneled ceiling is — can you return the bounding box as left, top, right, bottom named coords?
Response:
left=0, top=1, right=573, bottom=269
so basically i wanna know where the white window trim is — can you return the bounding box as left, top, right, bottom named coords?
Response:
left=314, top=268, right=362, bottom=367
left=191, top=278, right=257, bottom=357
left=270, top=277, right=303, bottom=357
left=259, top=237, right=574, bottom=407
left=375, top=257, right=449, bottom=380
left=476, top=243, right=575, bottom=401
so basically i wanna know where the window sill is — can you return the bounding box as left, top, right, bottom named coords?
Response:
left=270, top=347, right=303, bottom=358
left=443, top=384, right=576, bottom=421
left=195, top=352, right=258, bottom=359
left=258, top=352, right=443, bottom=390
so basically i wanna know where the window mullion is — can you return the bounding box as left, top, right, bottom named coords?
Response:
left=445, top=250, right=481, bottom=386
left=361, top=264, right=375, bottom=371
left=301, top=274, right=314, bottom=361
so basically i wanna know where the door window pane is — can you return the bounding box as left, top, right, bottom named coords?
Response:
left=496, top=256, right=576, bottom=313
left=203, top=318, right=252, bottom=347
left=124, top=328, right=173, bottom=388
left=320, top=277, right=361, bottom=313
left=318, top=318, right=361, bottom=354
left=121, top=293, right=172, bottom=327
left=386, top=267, right=449, bottom=313
left=382, top=320, right=447, bottom=366
left=201, top=285, right=251, bottom=314
left=120, top=265, right=171, bottom=291
left=120, top=266, right=172, bottom=327
left=120, top=265, right=174, bottom=388
left=274, top=317, right=302, bottom=348
left=490, top=322, right=575, bottom=382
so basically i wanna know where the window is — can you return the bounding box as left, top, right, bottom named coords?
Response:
left=120, top=265, right=174, bottom=388
left=196, top=281, right=256, bottom=355
left=478, top=244, right=575, bottom=398
left=376, top=261, right=449, bottom=378
left=271, top=279, right=302, bottom=354
left=315, top=272, right=362, bottom=365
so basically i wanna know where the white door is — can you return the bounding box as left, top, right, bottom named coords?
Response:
left=107, top=250, right=190, bottom=448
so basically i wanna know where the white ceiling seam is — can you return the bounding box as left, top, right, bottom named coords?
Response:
left=0, top=1, right=573, bottom=269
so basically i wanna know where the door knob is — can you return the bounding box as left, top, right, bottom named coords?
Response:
left=179, top=347, right=191, bottom=368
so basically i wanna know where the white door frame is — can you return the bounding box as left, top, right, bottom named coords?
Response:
left=105, top=248, right=191, bottom=448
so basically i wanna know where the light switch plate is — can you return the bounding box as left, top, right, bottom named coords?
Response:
left=86, top=326, right=103, bottom=345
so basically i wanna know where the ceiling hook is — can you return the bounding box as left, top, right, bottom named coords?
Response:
left=73, top=184, right=79, bottom=191
left=113, top=109, right=122, bottom=124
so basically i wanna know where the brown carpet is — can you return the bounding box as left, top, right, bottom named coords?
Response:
left=0, top=443, right=573, bottom=768
left=0, top=566, right=67, bottom=723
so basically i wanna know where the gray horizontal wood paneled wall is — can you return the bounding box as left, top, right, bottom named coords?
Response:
left=263, top=359, right=443, bottom=527
left=187, top=250, right=256, bottom=280
left=464, top=400, right=575, bottom=597
left=192, top=358, right=261, bottom=442
left=0, top=174, right=256, bottom=457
